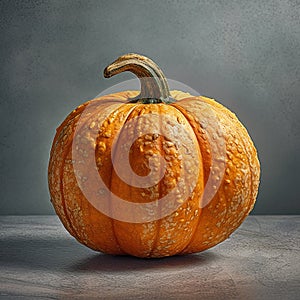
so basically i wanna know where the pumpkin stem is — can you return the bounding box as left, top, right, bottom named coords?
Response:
left=104, top=53, right=174, bottom=104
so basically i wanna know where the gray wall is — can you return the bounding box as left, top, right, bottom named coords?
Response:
left=0, top=0, right=299, bottom=215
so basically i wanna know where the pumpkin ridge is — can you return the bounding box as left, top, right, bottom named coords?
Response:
left=147, top=104, right=164, bottom=257
left=220, top=111, right=257, bottom=221
left=201, top=100, right=240, bottom=244
left=82, top=101, right=129, bottom=254
left=169, top=103, right=206, bottom=252
left=211, top=110, right=246, bottom=238
left=181, top=97, right=257, bottom=252
left=108, top=103, right=139, bottom=254
left=80, top=100, right=131, bottom=252
left=198, top=97, right=259, bottom=233
left=171, top=97, right=232, bottom=253
left=196, top=102, right=232, bottom=245
left=170, top=100, right=212, bottom=184
left=57, top=98, right=127, bottom=249
left=229, top=115, right=253, bottom=218
left=49, top=117, right=82, bottom=238
left=58, top=102, right=112, bottom=244
left=54, top=109, right=102, bottom=240
left=58, top=122, right=81, bottom=241
left=220, top=111, right=254, bottom=238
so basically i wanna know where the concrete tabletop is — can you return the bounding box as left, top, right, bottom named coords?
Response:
left=0, top=216, right=299, bottom=299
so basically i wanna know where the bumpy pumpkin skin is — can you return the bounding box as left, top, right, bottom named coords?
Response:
left=48, top=88, right=260, bottom=258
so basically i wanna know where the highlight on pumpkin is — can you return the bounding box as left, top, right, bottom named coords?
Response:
left=70, top=90, right=226, bottom=223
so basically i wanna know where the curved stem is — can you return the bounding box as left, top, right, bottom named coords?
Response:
left=104, top=53, right=174, bottom=104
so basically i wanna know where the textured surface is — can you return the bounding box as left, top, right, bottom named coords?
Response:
left=0, top=0, right=300, bottom=215
left=0, top=216, right=299, bottom=299
left=48, top=90, right=259, bottom=257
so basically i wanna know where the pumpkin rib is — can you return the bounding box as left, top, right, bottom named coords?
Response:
left=109, top=102, right=140, bottom=255
left=137, top=104, right=161, bottom=257
left=48, top=114, right=83, bottom=238
left=189, top=98, right=257, bottom=252
left=52, top=112, right=94, bottom=239
left=110, top=103, right=146, bottom=254
left=88, top=101, right=138, bottom=253
left=221, top=111, right=258, bottom=222
left=199, top=96, right=259, bottom=219
left=171, top=99, right=212, bottom=184
left=170, top=97, right=244, bottom=253
left=85, top=100, right=136, bottom=252
left=224, top=115, right=255, bottom=238
left=147, top=104, right=164, bottom=257
left=117, top=103, right=170, bottom=257
left=57, top=98, right=129, bottom=249
left=229, top=115, right=253, bottom=218
left=72, top=100, right=119, bottom=249
left=206, top=103, right=252, bottom=250
left=143, top=103, right=204, bottom=257
left=213, top=110, right=251, bottom=239
left=59, top=124, right=81, bottom=241
left=58, top=102, right=109, bottom=244
left=236, top=126, right=260, bottom=216
left=57, top=100, right=114, bottom=244
left=195, top=102, right=231, bottom=246
left=169, top=102, right=207, bottom=253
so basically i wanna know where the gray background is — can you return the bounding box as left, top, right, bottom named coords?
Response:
left=0, top=0, right=299, bottom=215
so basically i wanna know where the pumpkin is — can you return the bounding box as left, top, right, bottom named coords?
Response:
left=48, top=53, right=260, bottom=258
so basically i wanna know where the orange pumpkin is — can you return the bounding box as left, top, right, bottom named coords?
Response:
left=48, top=53, right=260, bottom=258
